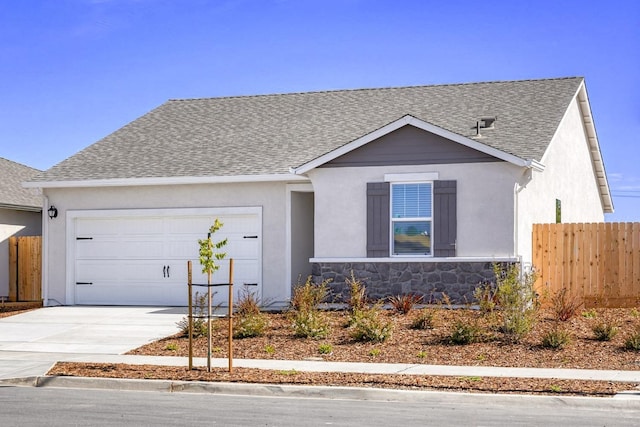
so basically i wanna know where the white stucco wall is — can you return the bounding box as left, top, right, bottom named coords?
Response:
left=0, top=208, right=42, bottom=298
left=517, top=97, right=605, bottom=265
left=43, top=182, right=290, bottom=306
left=308, top=163, right=522, bottom=259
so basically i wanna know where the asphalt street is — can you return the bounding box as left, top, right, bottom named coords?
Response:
left=2, top=386, right=640, bottom=427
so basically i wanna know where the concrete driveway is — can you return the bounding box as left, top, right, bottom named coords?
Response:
left=0, top=306, right=185, bottom=379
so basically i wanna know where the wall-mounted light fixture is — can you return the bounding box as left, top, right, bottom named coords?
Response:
left=48, top=205, right=58, bottom=219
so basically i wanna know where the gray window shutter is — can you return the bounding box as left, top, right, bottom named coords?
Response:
left=367, top=182, right=390, bottom=257
left=433, top=180, right=457, bottom=257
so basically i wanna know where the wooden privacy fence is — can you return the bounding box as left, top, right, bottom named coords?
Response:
left=533, top=223, right=640, bottom=308
left=8, top=236, right=42, bottom=302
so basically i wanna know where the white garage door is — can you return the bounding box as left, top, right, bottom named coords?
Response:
left=71, top=208, right=261, bottom=306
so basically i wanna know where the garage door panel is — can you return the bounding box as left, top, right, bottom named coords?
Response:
left=165, top=216, right=218, bottom=234
left=77, top=217, right=164, bottom=236
left=76, top=260, right=165, bottom=281
left=167, top=235, right=259, bottom=259
left=172, top=259, right=258, bottom=285
left=77, top=239, right=165, bottom=259
left=165, top=240, right=199, bottom=259
left=225, top=236, right=260, bottom=258
left=76, top=283, right=187, bottom=306
left=215, top=215, right=259, bottom=233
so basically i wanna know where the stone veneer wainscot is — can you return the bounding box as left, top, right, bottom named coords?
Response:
left=311, top=259, right=517, bottom=304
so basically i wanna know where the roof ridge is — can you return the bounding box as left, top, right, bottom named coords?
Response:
left=167, top=76, right=584, bottom=103
left=0, top=156, right=41, bottom=172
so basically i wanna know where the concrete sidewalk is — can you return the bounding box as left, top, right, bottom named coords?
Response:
left=47, top=353, right=640, bottom=383
left=2, top=351, right=640, bottom=384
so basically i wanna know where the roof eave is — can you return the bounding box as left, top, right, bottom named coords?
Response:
left=23, top=173, right=309, bottom=189
left=0, top=202, right=42, bottom=212
left=576, top=82, right=614, bottom=214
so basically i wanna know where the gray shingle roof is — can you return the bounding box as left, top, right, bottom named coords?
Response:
left=32, top=77, right=583, bottom=182
left=0, top=157, right=42, bottom=208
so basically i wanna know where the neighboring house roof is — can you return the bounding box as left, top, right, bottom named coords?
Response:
left=31, top=77, right=586, bottom=183
left=0, top=157, right=42, bottom=210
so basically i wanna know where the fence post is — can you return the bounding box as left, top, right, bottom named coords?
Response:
left=8, top=237, right=17, bottom=302
left=188, top=260, right=193, bottom=370
left=228, top=258, right=234, bottom=373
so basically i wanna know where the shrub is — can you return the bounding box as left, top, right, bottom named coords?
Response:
left=318, top=343, right=333, bottom=354
left=233, top=312, right=268, bottom=338
left=410, top=308, right=436, bottom=330
left=551, top=288, right=582, bottom=322
left=541, top=327, right=571, bottom=349
left=473, top=283, right=498, bottom=313
left=233, top=287, right=269, bottom=338
left=176, top=292, right=215, bottom=338
left=291, top=276, right=330, bottom=311
left=592, top=322, right=618, bottom=341
left=624, top=327, right=640, bottom=351
left=581, top=309, right=598, bottom=319
left=388, top=293, right=423, bottom=315
left=345, top=271, right=368, bottom=312
left=289, top=276, right=331, bottom=339
left=349, top=305, right=393, bottom=343
left=494, top=263, right=538, bottom=342
left=235, top=286, right=262, bottom=315
left=291, top=309, right=330, bottom=339
left=264, top=344, right=275, bottom=354
left=449, top=320, right=481, bottom=345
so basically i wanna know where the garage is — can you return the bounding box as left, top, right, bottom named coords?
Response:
left=67, top=207, right=261, bottom=306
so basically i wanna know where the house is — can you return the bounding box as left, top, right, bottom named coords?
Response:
left=0, top=157, right=42, bottom=299
left=26, top=77, right=612, bottom=307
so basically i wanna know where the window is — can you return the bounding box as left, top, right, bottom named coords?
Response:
left=391, top=183, right=432, bottom=255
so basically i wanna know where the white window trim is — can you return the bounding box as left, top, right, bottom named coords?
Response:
left=390, top=181, right=433, bottom=257
left=384, top=172, right=439, bottom=182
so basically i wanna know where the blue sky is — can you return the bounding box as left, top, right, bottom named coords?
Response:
left=1, top=0, right=638, bottom=221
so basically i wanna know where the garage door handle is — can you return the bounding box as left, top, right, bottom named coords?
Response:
left=163, top=266, right=166, bottom=278
left=76, top=282, right=93, bottom=285
left=167, top=265, right=170, bottom=278
left=76, top=237, right=93, bottom=240
left=243, top=235, right=258, bottom=239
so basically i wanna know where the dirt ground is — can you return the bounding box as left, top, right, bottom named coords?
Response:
left=46, top=307, right=640, bottom=397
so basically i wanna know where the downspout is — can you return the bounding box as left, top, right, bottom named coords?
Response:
left=42, top=195, right=49, bottom=306
left=514, top=168, right=532, bottom=272
left=513, top=182, right=519, bottom=261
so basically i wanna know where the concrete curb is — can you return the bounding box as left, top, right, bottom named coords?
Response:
left=1, top=375, right=639, bottom=407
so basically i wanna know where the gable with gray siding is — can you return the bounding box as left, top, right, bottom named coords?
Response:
left=323, top=125, right=501, bottom=167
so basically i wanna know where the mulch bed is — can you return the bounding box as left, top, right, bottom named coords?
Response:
left=129, top=308, right=640, bottom=370
left=47, top=307, right=640, bottom=397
